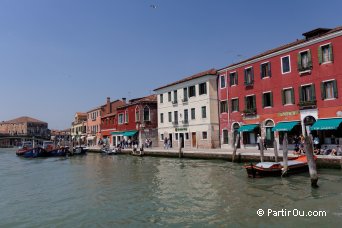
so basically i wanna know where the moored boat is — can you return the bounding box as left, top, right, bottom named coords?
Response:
left=72, top=146, right=88, bottom=155
left=244, top=155, right=316, bottom=178
left=16, top=147, right=50, bottom=158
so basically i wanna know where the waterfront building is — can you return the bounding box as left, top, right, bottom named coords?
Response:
left=154, top=69, right=220, bottom=149
left=71, top=112, right=87, bottom=145
left=112, top=95, right=158, bottom=147
left=100, top=97, right=126, bottom=145
left=86, top=106, right=102, bottom=146
left=50, top=129, right=71, bottom=146
left=218, top=27, right=342, bottom=150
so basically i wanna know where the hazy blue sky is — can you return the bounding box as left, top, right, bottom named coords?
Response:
left=1, top=0, right=341, bottom=129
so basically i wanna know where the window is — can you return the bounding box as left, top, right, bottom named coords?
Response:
left=220, top=75, right=226, bottom=88
left=160, top=94, right=163, bottom=103
left=160, top=113, right=164, bottom=123
left=220, top=101, right=228, bottom=113
left=299, top=84, right=316, bottom=102
left=173, top=90, right=178, bottom=104
left=298, top=50, right=312, bottom=72
left=222, top=130, right=229, bottom=144
left=244, top=95, right=256, bottom=111
left=118, top=113, right=124, bottom=124
left=184, top=109, right=188, bottom=123
left=281, top=56, right=291, bottom=74
left=260, top=62, right=271, bottom=78
left=183, top=88, right=188, bottom=102
left=230, top=72, right=238, bottom=86
left=143, top=106, right=150, bottom=121
left=161, top=134, right=164, bottom=140
left=185, top=133, right=189, bottom=140
left=168, top=92, right=172, bottom=102
left=189, top=86, right=196, bottom=97
left=202, top=131, right=207, bottom=139
left=125, top=110, right=129, bottom=123
left=174, top=111, right=178, bottom=124
left=201, top=106, right=207, bottom=118
left=321, top=80, right=338, bottom=99
left=244, top=67, right=254, bottom=85
left=199, top=82, right=207, bottom=95
left=168, top=112, right=172, bottom=122
left=262, top=92, right=273, bottom=108
left=135, top=107, right=140, bottom=122
left=231, top=98, right=239, bottom=112
left=191, top=108, right=196, bottom=120
left=282, top=88, right=295, bottom=105
left=319, top=44, right=333, bottom=64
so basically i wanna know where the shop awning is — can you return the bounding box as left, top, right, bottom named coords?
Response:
left=272, top=121, right=299, bottom=132
left=111, top=131, right=122, bottom=135
left=311, top=118, right=342, bottom=130
left=238, top=124, right=259, bottom=132
left=123, top=130, right=138, bottom=137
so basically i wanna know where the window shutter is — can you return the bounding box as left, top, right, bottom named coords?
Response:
left=299, top=86, right=303, bottom=102
left=291, top=88, right=295, bottom=104
left=251, top=68, right=254, bottom=82
left=262, top=94, right=265, bottom=108
left=329, top=44, right=334, bottom=62
left=282, top=90, right=285, bottom=105
left=229, top=74, right=232, bottom=86
left=236, top=72, right=238, bottom=85
left=244, top=69, right=247, bottom=84
left=260, top=64, right=263, bottom=78
left=333, top=80, right=338, bottom=98
left=311, top=84, right=316, bottom=101
left=244, top=97, right=247, bottom=110
left=318, top=46, right=323, bottom=64
left=270, top=92, right=273, bottom=107
left=297, top=53, right=302, bottom=71
left=308, top=50, right=312, bottom=68
left=252, top=95, right=256, bottom=110
left=320, top=82, right=325, bottom=100
left=237, top=99, right=239, bottom=111
left=268, top=62, right=272, bottom=77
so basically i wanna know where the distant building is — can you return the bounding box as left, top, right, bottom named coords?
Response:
left=0, top=116, right=49, bottom=138
left=154, top=69, right=220, bottom=149
left=50, top=129, right=71, bottom=145
left=71, top=112, right=87, bottom=145
left=86, top=106, right=102, bottom=146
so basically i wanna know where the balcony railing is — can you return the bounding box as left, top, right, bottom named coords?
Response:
left=243, top=108, right=257, bottom=116
left=298, top=100, right=316, bottom=109
left=172, top=100, right=178, bottom=105
left=244, top=80, right=254, bottom=86
left=182, top=98, right=188, bottom=103
left=182, top=120, right=189, bottom=125
left=172, top=121, right=179, bottom=126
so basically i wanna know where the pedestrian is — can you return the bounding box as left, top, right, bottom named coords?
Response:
left=167, top=138, right=171, bottom=149
left=257, top=134, right=261, bottom=150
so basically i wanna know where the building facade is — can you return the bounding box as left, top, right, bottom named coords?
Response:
left=154, top=69, right=220, bottom=149
left=71, top=112, right=87, bottom=145
left=86, top=106, right=102, bottom=146
left=112, top=95, right=158, bottom=147
left=218, top=27, right=342, bottom=149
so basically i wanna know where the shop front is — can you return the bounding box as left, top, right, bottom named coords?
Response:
left=238, top=124, right=260, bottom=148
left=272, top=121, right=301, bottom=150
left=310, top=118, right=342, bottom=146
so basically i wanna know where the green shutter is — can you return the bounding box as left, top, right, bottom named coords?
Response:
left=308, top=50, right=312, bottom=68
left=252, top=95, right=256, bottom=110
left=244, top=97, right=247, bottom=110
left=237, top=98, right=239, bottom=111
left=268, top=62, right=272, bottom=77
left=329, top=44, right=334, bottom=62
left=297, top=53, right=302, bottom=71
left=270, top=92, right=273, bottom=107
left=318, top=46, right=323, bottom=64
left=262, top=94, right=265, bottom=108
left=321, top=82, right=325, bottom=100
left=244, top=69, right=247, bottom=84
left=282, top=90, right=285, bottom=105
left=299, top=86, right=303, bottom=102
left=251, top=67, right=254, bottom=82
left=260, top=64, right=263, bottom=78
left=333, top=80, right=338, bottom=98
left=291, top=88, right=295, bottom=104
left=236, top=72, right=238, bottom=85
left=229, top=74, right=232, bottom=86
left=311, top=84, right=316, bottom=101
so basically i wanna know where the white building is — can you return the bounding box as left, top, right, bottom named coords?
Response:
left=154, top=69, right=220, bottom=149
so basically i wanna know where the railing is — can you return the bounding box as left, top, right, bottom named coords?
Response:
left=298, top=100, right=316, bottom=109
left=182, top=120, right=189, bottom=125
left=172, top=121, right=179, bottom=126
left=244, top=80, right=254, bottom=86
left=182, top=98, right=188, bottom=103
left=243, top=108, right=257, bottom=116
left=172, top=100, right=178, bottom=105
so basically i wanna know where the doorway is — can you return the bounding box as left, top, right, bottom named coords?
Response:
left=265, top=120, right=275, bottom=148
left=179, top=133, right=184, bottom=148
left=168, top=133, right=173, bottom=148
left=191, top=132, right=196, bottom=147
left=232, top=123, right=241, bottom=148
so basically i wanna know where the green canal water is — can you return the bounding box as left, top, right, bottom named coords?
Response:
left=0, top=148, right=342, bottom=227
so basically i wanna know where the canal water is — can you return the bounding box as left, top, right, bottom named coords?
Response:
left=0, top=148, right=341, bottom=227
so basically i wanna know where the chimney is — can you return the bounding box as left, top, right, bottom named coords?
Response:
left=106, top=97, right=111, bottom=114
left=122, top=97, right=126, bottom=104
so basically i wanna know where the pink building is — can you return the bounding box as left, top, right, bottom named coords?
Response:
left=86, top=106, right=102, bottom=146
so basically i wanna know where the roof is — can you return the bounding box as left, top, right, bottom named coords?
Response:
left=2, top=116, right=47, bottom=124
left=219, top=26, right=342, bottom=72
left=117, top=94, right=157, bottom=109
left=154, top=68, right=217, bottom=91
left=76, top=112, right=87, bottom=116
left=86, top=106, right=102, bottom=113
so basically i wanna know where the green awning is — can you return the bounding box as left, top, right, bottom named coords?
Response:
left=238, top=124, right=259, bottom=132
left=311, top=118, right=342, bottom=130
left=111, top=131, right=123, bottom=135
left=272, top=121, right=299, bottom=132
left=122, top=130, right=138, bottom=137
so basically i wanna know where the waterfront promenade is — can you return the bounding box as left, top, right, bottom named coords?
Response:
left=88, top=146, right=342, bottom=169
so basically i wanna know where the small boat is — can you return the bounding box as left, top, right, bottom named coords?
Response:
left=48, top=147, right=70, bottom=157
left=244, top=155, right=316, bottom=178
left=101, top=147, right=120, bottom=155
left=16, top=147, right=50, bottom=158
left=131, top=147, right=144, bottom=157
left=72, top=146, right=88, bottom=155
left=16, top=141, right=33, bottom=154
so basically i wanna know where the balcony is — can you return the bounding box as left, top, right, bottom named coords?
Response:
left=244, top=80, right=254, bottom=87
left=182, top=98, right=188, bottom=103
left=243, top=108, right=257, bottom=116
left=298, top=100, right=316, bottom=110
left=172, top=121, right=179, bottom=126
left=172, top=100, right=178, bottom=105
left=182, top=120, right=189, bottom=125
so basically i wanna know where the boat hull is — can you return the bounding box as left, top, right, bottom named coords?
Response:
left=245, top=164, right=309, bottom=178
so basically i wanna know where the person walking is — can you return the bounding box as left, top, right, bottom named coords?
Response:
left=257, top=134, right=261, bottom=150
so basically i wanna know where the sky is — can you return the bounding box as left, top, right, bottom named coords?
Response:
left=1, top=0, right=342, bottom=129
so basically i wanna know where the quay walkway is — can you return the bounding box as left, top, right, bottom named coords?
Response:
left=88, top=146, right=342, bottom=169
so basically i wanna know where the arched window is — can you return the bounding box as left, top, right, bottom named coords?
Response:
left=143, top=106, right=150, bottom=121
left=135, top=106, right=140, bottom=122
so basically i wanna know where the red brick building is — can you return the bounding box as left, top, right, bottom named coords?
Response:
left=111, top=95, right=158, bottom=147
left=218, top=27, right=342, bottom=149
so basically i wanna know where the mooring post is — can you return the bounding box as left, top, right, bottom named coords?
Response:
left=282, top=133, right=288, bottom=176
left=259, top=138, right=264, bottom=162
left=232, top=134, right=240, bottom=162
left=304, top=136, right=318, bottom=188
left=273, top=139, right=279, bottom=162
